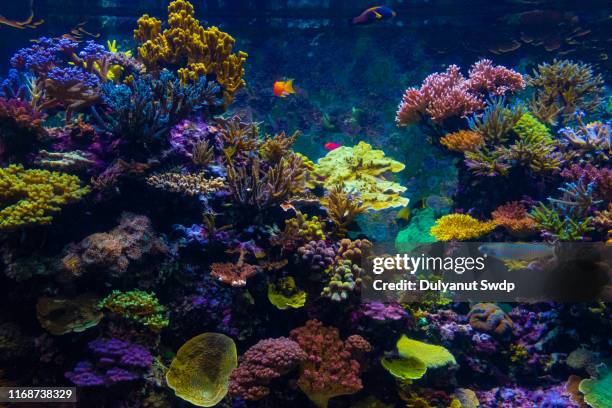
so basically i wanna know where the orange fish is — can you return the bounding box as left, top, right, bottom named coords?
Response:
left=324, top=142, right=342, bottom=151
left=273, top=79, right=295, bottom=97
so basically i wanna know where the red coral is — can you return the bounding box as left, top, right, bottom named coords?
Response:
left=229, top=337, right=306, bottom=401
left=210, top=261, right=257, bottom=287
left=396, top=60, right=524, bottom=126
left=290, top=319, right=369, bottom=408
left=467, top=59, right=526, bottom=96
left=492, top=201, right=538, bottom=237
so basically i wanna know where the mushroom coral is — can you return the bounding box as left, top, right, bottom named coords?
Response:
left=134, top=0, right=247, bottom=103
left=166, top=332, right=237, bottom=407
left=0, top=164, right=89, bottom=229
left=315, top=141, right=408, bottom=211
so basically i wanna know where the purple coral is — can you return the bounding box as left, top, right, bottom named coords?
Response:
left=48, top=66, right=100, bottom=88
left=168, top=119, right=224, bottom=160
left=65, top=338, right=152, bottom=386
left=297, top=240, right=336, bottom=272
left=229, top=337, right=306, bottom=401
left=360, top=301, right=409, bottom=321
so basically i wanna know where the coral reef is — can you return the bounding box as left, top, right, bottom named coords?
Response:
left=430, top=213, right=497, bottom=241
left=99, top=290, right=169, bottom=332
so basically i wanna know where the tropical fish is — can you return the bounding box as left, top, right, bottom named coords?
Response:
left=478, top=243, right=554, bottom=261
left=351, top=6, right=396, bottom=25
left=273, top=79, right=295, bottom=97
left=324, top=142, right=342, bottom=151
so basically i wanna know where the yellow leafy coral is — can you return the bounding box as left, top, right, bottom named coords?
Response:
left=315, top=141, right=408, bottom=211
left=134, top=0, right=248, bottom=102
left=430, top=213, right=496, bottom=241
left=166, top=332, right=237, bottom=407
left=0, top=165, right=89, bottom=229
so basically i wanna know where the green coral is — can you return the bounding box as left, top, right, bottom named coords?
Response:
left=579, top=366, right=612, bottom=408
left=511, top=112, right=554, bottom=145
left=321, top=259, right=362, bottom=302
left=530, top=202, right=593, bottom=241
left=315, top=142, right=409, bottom=211
left=395, top=208, right=437, bottom=252
left=267, top=277, right=307, bottom=309
left=0, top=164, right=89, bottom=229
left=285, top=211, right=326, bottom=242
left=99, top=290, right=169, bottom=332
left=381, top=335, right=456, bottom=381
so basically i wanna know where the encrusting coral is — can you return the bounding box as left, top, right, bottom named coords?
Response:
left=316, top=141, right=408, bottom=210
left=0, top=164, right=89, bottom=229
left=37, top=294, right=102, bottom=336
left=430, top=213, right=497, bottom=241
left=134, top=0, right=247, bottom=103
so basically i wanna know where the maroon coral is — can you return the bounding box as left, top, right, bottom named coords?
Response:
left=229, top=337, right=307, bottom=400
left=210, top=261, right=258, bottom=287
left=561, top=163, right=612, bottom=202
left=396, top=60, right=524, bottom=126
left=290, top=319, right=369, bottom=408
left=60, top=213, right=169, bottom=280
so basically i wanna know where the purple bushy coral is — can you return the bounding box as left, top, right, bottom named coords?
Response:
left=360, top=301, right=409, bottom=321
left=297, top=240, right=336, bottom=272
left=477, top=385, right=577, bottom=408
left=65, top=338, right=152, bottom=386
left=10, top=37, right=78, bottom=74
left=168, top=119, right=224, bottom=160
left=48, top=67, right=100, bottom=88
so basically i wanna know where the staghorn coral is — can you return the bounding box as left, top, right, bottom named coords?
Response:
left=440, top=130, right=484, bottom=152
left=99, top=290, right=169, bottom=332
left=396, top=60, right=524, bottom=125
left=228, top=337, right=307, bottom=400
left=315, top=141, right=408, bottom=210
left=530, top=202, right=593, bottom=241
left=166, top=332, right=237, bottom=407
left=322, top=184, right=367, bottom=236
left=430, top=213, right=497, bottom=241
left=492, top=201, right=538, bottom=237
left=60, top=212, right=169, bottom=279
left=37, top=294, right=102, bottom=336
left=559, top=119, right=610, bottom=161
left=0, top=164, right=89, bottom=229
left=561, top=164, right=612, bottom=203
left=527, top=59, right=604, bottom=124
left=290, top=320, right=370, bottom=408
left=259, top=131, right=300, bottom=164
left=134, top=0, right=247, bottom=103
left=210, top=261, right=258, bottom=287
left=468, top=98, right=524, bottom=143
left=34, top=150, right=96, bottom=171
left=146, top=172, right=225, bottom=196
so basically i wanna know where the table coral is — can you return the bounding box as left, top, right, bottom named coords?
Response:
left=0, top=164, right=89, bottom=229
left=267, top=276, right=307, bottom=309
left=36, top=294, right=102, bottom=336
left=290, top=320, right=370, bottom=408
left=229, top=337, right=307, bottom=400
left=315, top=141, right=408, bottom=210
left=430, top=213, right=497, bottom=241
left=381, top=335, right=455, bottom=381
left=99, top=290, right=169, bottom=332
left=134, top=0, right=247, bottom=103
left=166, top=332, right=237, bottom=407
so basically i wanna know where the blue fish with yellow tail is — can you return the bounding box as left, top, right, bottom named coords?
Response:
left=351, top=6, right=397, bottom=25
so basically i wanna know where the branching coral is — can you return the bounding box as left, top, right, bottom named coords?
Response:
left=290, top=320, right=370, bottom=408
left=559, top=118, right=610, bottom=162
left=210, top=261, right=258, bottom=287
left=491, top=201, right=538, bottom=237
left=146, top=172, right=225, bottom=196
left=322, top=184, right=367, bottom=236
left=0, top=97, right=47, bottom=164
left=527, top=59, right=604, bottom=124
left=440, top=130, right=484, bottom=152
left=468, top=98, right=524, bottom=143
left=229, top=337, right=307, bottom=400
left=316, top=141, right=408, bottom=210
left=35, top=150, right=96, bottom=171
left=259, top=131, right=300, bottom=164
left=0, top=164, right=89, bottom=229
left=396, top=60, right=524, bottom=126
left=99, top=290, right=169, bottom=332
left=134, top=0, right=248, bottom=103
left=430, top=213, right=497, bottom=241
left=530, top=201, right=593, bottom=241
left=561, top=163, right=612, bottom=202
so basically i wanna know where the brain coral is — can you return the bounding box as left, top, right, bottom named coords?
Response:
left=468, top=303, right=514, bottom=336
left=166, top=332, right=237, bottom=407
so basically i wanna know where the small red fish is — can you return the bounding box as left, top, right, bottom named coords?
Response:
left=324, top=142, right=342, bottom=151
left=273, top=79, right=295, bottom=97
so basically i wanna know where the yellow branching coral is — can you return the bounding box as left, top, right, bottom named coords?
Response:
left=440, top=130, right=484, bottom=152
left=166, top=332, right=237, bottom=407
left=430, top=213, right=496, bottom=241
left=146, top=172, right=225, bottom=196
left=134, top=0, right=248, bottom=102
left=0, top=165, right=89, bottom=229
left=315, top=141, right=408, bottom=211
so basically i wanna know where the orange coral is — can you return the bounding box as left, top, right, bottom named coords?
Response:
left=492, top=201, right=538, bottom=237
left=439, top=130, right=484, bottom=152
left=210, top=262, right=258, bottom=287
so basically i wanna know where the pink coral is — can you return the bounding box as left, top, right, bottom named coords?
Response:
left=290, top=319, right=369, bottom=408
left=396, top=60, right=524, bottom=126
left=228, top=337, right=306, bottom=401
left=210, top=261, right=258, bottom=287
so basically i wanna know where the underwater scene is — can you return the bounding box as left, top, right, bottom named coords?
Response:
left=0, top=0, right=611, bottom=407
